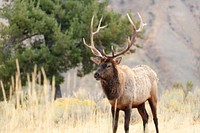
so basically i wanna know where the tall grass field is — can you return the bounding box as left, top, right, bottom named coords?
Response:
left=0, top=61, right=200, bottom=133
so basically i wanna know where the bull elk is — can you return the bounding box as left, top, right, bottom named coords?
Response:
left=83, top=13, right=159, bottom=133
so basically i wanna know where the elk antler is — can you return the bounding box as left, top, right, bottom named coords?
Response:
left=83, top=16, right=107, bottom=58
left=102, top=12, right=146, bottom=58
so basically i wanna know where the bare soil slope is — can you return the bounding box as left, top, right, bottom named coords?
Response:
left=109, top=0, right=200, bottom=87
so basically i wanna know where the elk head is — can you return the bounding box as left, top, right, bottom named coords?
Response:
left=83, top=13, right=146, bottom=81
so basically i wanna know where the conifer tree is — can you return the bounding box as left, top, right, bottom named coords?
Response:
left=0, top=0, right=132, bottom=100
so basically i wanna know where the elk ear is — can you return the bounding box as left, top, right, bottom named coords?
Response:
left=90, top=57, right=101, bottom=64
left=113, top=57, right=122, bottom=65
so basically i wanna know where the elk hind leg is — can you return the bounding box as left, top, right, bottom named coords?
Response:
left=148, top=98, right=159, bottom=133
left=137, top=103, right=149, bottom=133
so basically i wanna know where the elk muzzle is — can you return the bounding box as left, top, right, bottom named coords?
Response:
left=94, top=72, right=101, bottom=80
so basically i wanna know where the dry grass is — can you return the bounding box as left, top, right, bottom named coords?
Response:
left=0, top=60, right=200, bottom=133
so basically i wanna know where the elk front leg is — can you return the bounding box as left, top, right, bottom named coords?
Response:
left=111, top=107, right=119, bottom=133
left=124, top=108, right=131, bottom=133
left=137, top=103, right=149, bottom=133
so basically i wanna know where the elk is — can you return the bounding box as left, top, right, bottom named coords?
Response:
left=83, top=13, right=159, bottom=133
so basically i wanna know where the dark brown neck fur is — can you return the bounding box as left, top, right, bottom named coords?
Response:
left=100, top=66, right=122, bottom=100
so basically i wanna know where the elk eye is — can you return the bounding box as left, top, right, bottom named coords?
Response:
left=107, top=64, right=111, bottom=68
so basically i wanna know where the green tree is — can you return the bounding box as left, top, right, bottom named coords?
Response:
left=0, top=0, right=133, bottom=100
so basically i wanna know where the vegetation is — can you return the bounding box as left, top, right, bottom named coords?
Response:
left=0, top=0, right=132, bottom=99
left=0, top=64, right=199, bottom=133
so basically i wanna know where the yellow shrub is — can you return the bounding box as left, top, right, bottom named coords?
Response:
left=53, top=98, right=96, bottom=122
left=167, top=99, right=182, bottom=112
left=160, top=89, right=186, bottom=112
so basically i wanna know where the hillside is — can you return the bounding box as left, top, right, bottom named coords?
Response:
left=60, top=0, right=200, bottom=96
left=110, top=0, right=200, bottom=87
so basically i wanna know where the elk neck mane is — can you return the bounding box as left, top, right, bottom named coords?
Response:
left=100, top=65, right=124, bottom=100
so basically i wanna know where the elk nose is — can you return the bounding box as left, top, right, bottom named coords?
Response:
left=94, top=72, right=100, bottom=79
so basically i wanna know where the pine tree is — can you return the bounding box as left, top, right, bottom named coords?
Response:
left=0, top=0, right=132, bottom=100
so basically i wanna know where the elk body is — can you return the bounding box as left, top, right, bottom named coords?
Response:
left=83, top=13, right=159, bottom=133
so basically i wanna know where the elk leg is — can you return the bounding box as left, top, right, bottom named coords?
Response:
left=124, top=108, right=131, bottom=133
left=137, top=103, right=149, bottom=132
left=111, top=107, right=119, bottom=133
left=148, top=98, right=159, bottom=133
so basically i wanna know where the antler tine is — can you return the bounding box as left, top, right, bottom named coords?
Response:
left=127, top=14, right=137, bottom=31
left=103, top=13, right=146, bottom=58
left=102, top=45, right=115, bottom=58
left=127, top=13, right=146, bottom=46
left=102, top=42, right=132, bottom=58
left=111, top=46, right=115, bottom=57
left=127, top=13, right=146, bottom=32
left=83, top=16, right=107, bottom=58
left=136, top=12, right=147, bottom=32
left=93, top=16, right=108, bottom=35
left=83, top=38, right=102, bottom=57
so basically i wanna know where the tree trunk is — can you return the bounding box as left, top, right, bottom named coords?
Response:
left=54, top=84, right=62, bottom=100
